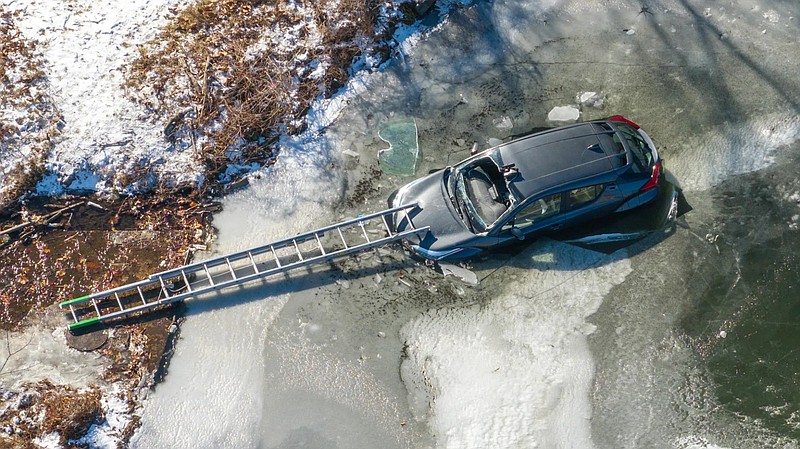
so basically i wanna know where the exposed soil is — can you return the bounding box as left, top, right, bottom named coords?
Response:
left=0, top=193, right=213, bottom=447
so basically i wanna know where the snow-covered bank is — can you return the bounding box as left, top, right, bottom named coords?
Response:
left=2, top=0, right=201, bottom=195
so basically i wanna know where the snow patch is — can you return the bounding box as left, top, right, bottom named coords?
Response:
left=3, top=0, right=204, bottom=196
left=669, top=113, right=800, bottom=191
left=400, top=241, right=632, bottom=448
left=68, top=386, right=132, bottom=449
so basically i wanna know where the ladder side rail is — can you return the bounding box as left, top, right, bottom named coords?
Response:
left=76, top=226, right=430, bottom=330
left=165, top=226, right=429, bottom=301
left=59, top=278, right=157, bottom=309
left=303, top=203, right=418, bottom=236
left=148, top=203, right=420, bottom=281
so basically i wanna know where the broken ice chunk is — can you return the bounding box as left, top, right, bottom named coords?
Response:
left=439, top=263, right=479, bottom=286
left=547, top=105, right=580, bottom=123
left=577, top=92, right=605, bottom=109
left=378, top=118, right=419, bottom=176
left=493, top=116, right=513, bottom=130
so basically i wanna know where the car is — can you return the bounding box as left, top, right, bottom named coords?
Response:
left=390, top=115, right=663, bottom=260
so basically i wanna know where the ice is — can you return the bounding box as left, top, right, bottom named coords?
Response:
left=438, top=263, right=479, bottom=286
left=132, top=0, right=800, bottom=447
left=667, top=113, right=800, bottom=191
left=547, top=105, right=581, bottom=122
left=400, top=241, right=632, bottom=448
left=0, top=311, right=107, bottom=390
left=378, top=119, right=420, bottom=176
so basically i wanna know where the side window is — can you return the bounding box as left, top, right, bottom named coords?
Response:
left=568, top=185, right=604, bottom=208
left=504, top=192, right=562, bottom=230
left=616, top=124, right=652, bottom=173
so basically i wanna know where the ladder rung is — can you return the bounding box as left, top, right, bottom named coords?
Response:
left=293, top=239, right=304, bottom=261
left=337, top=227, right=348, bottom=249
left=181, top=270, right=192, bottom=292
left=158, top=276, right=170, bottom=298
left=402, top=208, right=416, bottom=230
left=204, top=263, right=214, bottom=286
left=69, top=305, right=77, bottom=323
left=359, top=221, right=370, bottom=243
left=381, top=214, right=391, bottom=235
left=271, top=245, right=282, bottom=267
left=225, top=258, right=237, bottom=280
left=137, top=286, right=147, bottom=305
left=314, top=233, right=326, bottom=255
left=114, top=292, right=124, bottom=311
left=91, top=299, right=100, bottom=317
left=248, top=251, right=259, bottom=274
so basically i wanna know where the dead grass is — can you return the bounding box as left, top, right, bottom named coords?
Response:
left=0, top=382, right=103, bottom=447
left=125, top=0, right=396, bottom=183
left=0, top=8, right=61, bottom=210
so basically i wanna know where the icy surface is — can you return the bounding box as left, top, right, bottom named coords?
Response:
left=667, top=112, right=800, bottom=191
left=401, top=242, right=630, bottom=448
left=133, top=0, right=800, bottom=448
left=0, top=311, right=107, bottom=390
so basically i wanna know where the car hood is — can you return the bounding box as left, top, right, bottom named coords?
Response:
left=393, top=170, right=476, bottom=252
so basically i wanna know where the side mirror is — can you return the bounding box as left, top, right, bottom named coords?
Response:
left=510, top=227, right=524, bottom=240
left=470, top=142, right=479, bottom=155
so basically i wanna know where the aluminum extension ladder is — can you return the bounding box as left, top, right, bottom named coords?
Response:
left=59, top=203, right=427, bottom=332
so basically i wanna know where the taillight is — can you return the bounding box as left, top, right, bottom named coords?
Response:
left=607, top=115, right=641, bottom=129
left=640, top=161, right=661, bottom=192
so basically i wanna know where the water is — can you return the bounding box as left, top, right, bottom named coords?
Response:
left=134, top=0, right=800, bottom=447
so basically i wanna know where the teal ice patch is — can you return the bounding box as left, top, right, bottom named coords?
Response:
left=378, top=119, right=419, bottom=176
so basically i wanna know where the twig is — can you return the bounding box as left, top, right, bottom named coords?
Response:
left=42, top=201, right=83, bottom=223
left=0, top=329, right=34, bottom=375
left=0, top=221, right=33, bottom=237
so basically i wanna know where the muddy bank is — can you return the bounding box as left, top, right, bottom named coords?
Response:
left=0, top=193, right=212, bottom=447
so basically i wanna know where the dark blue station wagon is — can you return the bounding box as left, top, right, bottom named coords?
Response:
left=391, top=116, right=663, bottom=260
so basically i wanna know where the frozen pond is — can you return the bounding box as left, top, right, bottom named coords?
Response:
left=134, top=0, right=800, bottom=448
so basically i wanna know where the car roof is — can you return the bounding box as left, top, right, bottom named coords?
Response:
left=497, top=122, right=622, bottom=199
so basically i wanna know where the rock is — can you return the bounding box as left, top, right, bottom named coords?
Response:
left=66, top=328, right=108, bottom=351
left=342, top=149, right=359, bottom=158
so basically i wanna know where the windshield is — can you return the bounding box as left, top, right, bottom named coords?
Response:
left=451, top=154, right=514, bottom=233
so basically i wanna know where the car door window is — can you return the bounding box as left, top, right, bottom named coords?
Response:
left=568, top=185, right=603, bottom=209
left=616, top=124, right=652, bottom=174
left=504, top=192, right=562, bottom=230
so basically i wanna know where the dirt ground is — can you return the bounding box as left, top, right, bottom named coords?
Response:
left=0, top=193, right=213, bottom=448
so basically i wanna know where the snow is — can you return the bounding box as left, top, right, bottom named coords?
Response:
left=667, top=112, right=800, bottom=191
left=400, top=242, right=632, bottom=448
left=2, top=0, right=203, bottom=196
left=68, top=386, right=132, bottom=449
left=32, top=432, right=60, bottom=449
